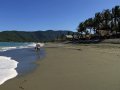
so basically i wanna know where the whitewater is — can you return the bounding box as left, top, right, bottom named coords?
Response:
left=0, top=56, right=18, bottom=85
left=0, top=42, right=44, bottom=85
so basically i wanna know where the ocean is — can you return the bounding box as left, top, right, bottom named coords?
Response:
left=0, top=42, right=45, bottom=85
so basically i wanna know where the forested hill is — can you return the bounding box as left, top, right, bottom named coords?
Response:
left=0, top=30, right=73, bottom=42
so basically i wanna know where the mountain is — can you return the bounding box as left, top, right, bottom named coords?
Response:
left=0, top=30, right=73, bottom=42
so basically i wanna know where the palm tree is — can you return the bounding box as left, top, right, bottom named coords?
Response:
left=112, top=6, right=120, bottom=34
left=77, top=22, right=85, bottom=38
left=117, top=6, right=120, bottom=33
left=84, top=18, right=94, bottom=34
left=94, top=12, right=104, bottom=37
left=77, top=5, right=120, bottom=39
left=110, top=20, right=114, bottom=33
left=118, top=21, right=120, bottom=33
left=102, top=9, right=111, bottom=30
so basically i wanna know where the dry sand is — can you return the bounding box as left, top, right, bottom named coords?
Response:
left=0, top=43, right=120, bottom=90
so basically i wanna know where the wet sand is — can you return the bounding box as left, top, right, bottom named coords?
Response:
left=0, top=43, right=120, bottom=90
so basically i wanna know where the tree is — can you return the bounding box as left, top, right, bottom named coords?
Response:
left=77, top=5, right=120, bottom=39
left=78, top=22, right=85, bottom=33
left=77, top=22, right=85, bottom=38
left=85, top=18, right=94, bottom=34
left=101, top=9, right=111, bottom=30
left=112, top=6, right=120, bottom=34
left=94, top=12, right=103, bottom=36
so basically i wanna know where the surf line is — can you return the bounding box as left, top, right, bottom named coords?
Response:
left=0, top=56, right=18, bottom=85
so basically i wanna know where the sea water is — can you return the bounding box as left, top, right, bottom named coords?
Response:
left=0, top=42, right=36, bottom=51
left=0, top=42, right=45, bottom=85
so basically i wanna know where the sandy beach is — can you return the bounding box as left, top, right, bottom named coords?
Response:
left=0, top=43, right=120, bottom=90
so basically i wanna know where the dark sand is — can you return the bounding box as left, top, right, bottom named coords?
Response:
left=0, top=43, right=120, bottom=90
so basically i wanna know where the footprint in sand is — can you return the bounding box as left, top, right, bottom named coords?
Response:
left=19, top=80, right=27, bottom=90
left=19, top=86, right=24, bottom=90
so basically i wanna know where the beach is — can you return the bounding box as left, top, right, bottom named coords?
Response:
left=0, top=43, right=120, bottom=90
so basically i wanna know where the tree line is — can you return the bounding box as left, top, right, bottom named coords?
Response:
left=0, top=30, right=72, bottom=42
left=77, top=5, right=120, bottom=39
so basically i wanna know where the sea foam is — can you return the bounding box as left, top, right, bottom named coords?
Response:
left=0, top=43, right=45, bottom=52
left=0, top=56, right=18, bottom=85
left=0, top=43, right=34, bottom=52
left=0, top=47, right=17, bottom=52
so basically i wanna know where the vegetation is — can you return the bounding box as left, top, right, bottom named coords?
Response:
left=77, top=5, right=120, bottom=39
left=0, top=6, right=119, bottom=42
left=0, top=30, right=72, bottom=42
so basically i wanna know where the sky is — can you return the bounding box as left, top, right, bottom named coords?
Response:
left=0, top=0, right=119, bottom=31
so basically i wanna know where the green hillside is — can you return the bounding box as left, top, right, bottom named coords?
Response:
left=0, top=30, right=73, bottom=42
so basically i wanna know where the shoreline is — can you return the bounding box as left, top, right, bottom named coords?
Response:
left=0, top=47, right=45, bottom=85
left=0, top=43, right=120, bottom=90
